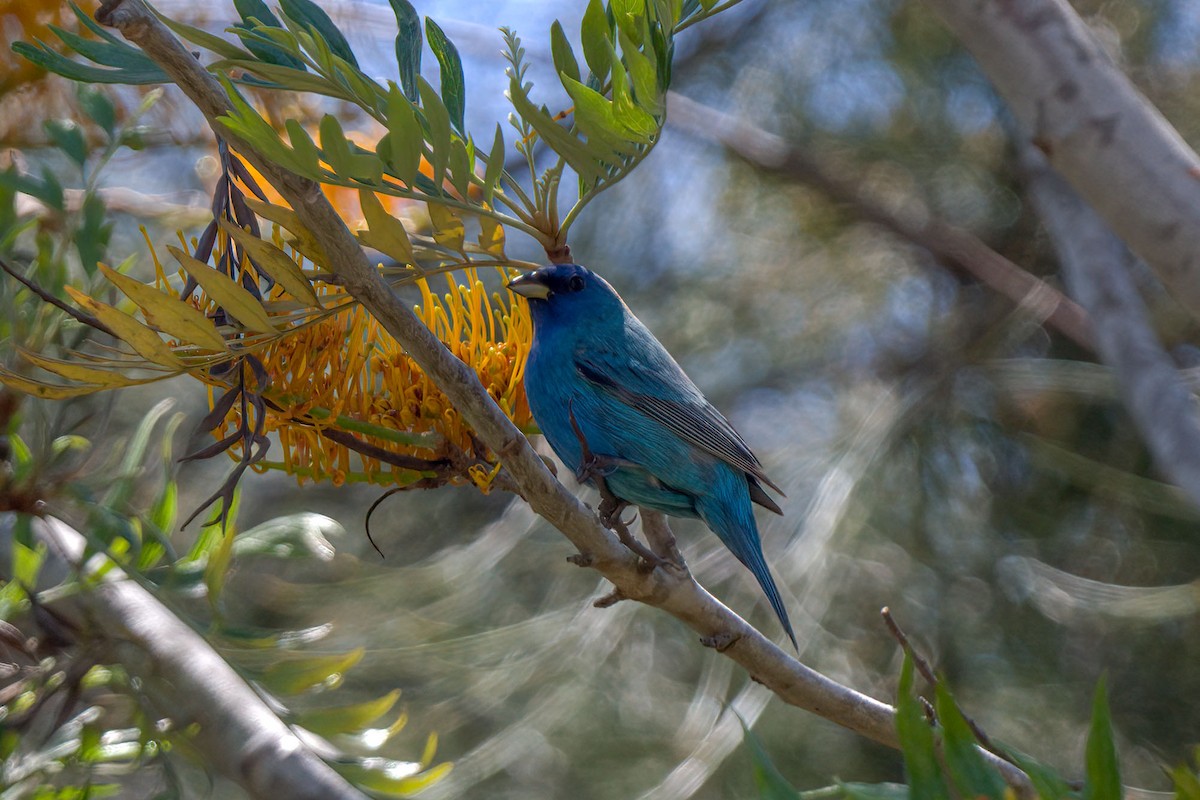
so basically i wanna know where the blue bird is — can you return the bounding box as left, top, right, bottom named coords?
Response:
left=507, top=264, right=795, bottom=647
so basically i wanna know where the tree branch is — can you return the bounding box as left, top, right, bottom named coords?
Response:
left=666, top=91, right=1095, bottom=352
left=1019, top=143, right=1200, bottom=509
left=86, top=2, right=1031, bottom=792
left=919, top=0, right=1200, bottom=320
left=0, top=513, right=368, bottom=800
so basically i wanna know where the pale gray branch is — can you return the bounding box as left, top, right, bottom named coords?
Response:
left=83, top=1, right=1033, bottom=792
left=0, top=513, right=367, bottom=800
left=1020, top=144, right=1200, bottom=509
left=921, top=0, right=1200, bottom=319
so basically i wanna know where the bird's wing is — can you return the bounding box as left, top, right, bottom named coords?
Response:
left=574, top=355, right=784, bottom=497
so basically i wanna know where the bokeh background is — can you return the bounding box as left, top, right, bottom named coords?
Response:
left=4, top=0, right=1200, bottom=797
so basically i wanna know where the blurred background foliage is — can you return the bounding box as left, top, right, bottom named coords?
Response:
left=3, top=0, right=1200, bottom=798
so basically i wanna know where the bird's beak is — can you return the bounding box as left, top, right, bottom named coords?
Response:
left=507, top=271, right=551, bottom=300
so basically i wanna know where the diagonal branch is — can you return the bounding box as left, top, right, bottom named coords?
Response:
left=0, top=513, right=368, bottom=800
left=666, top=91, right=1094, bottom=352
left=919, top=0, right=1200, bottom=321
left=1019, top=142, right=1200, bottom=510
left=88, top=1, right=1031, bottom=791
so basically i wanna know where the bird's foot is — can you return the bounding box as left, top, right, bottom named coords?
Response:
left=567, top=402, right=632, bottom=484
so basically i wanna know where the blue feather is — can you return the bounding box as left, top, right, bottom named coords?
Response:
left=509, top=264, right=796, bottom=648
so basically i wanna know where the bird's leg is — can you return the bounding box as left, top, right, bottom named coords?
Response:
left=568, top=401, right=667, bottom=571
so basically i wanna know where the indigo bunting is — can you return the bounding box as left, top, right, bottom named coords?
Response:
left=508, top=264, right=795, bottom=647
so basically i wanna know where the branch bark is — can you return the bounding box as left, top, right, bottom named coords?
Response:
left=1020, top=144, right=1200, bottom=509
left=920, top=0, right=1200, bottom=320
left=666, top=91, right=1095, bottom=352
left=87, top=1, right=1032, bottom=793
left=0, top=513, right=368, bottom=800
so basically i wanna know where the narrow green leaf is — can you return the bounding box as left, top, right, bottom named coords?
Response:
left=1084, top=677, right=1121, bottom=800
left=607, top=39, right=659, bottom=140
left=389, top=0, right=422, bottom=101
left=740, top=720, right=802, bottom=800
left=295, top=690, right=401, bottom=736
left=425, top=18, right=466, bottom=134
left=77, top=86, right=116, bottom=134
left=335, top=760, right=452, bottom=796
left=934, top=682, right=1006, bottom=800
left=156, top=14, right=249, bottom=60
left=562, top=74, right=646, bottom=153
left=233, top=0, right=306, bottom=68
left=550, top=20, right=581, bottom=86
left=279, top=0, right=359, bottom=67
left=261, top=648, right=365, bottom=695
left=44, top=120, right=87, bottom=168
left=618, top=29, right=663, bottom=116
left=11, top=41, right=167, bottom=84
left=580, top=0, right=612, bottom=83
left=1008, top=750, right=1073, bottom=800
left=285, top=118, right=324, bottom=175
left=447, top=137, right=472, bottom=199
left=482, top=123, right=505, bottom=205
left=383, top=83, right=423, bottom=187
left=506, top=79, right=604, bottom=184
left=895, top=655, right=950, bottom=800
left=418, top=77, right=452, bottom=192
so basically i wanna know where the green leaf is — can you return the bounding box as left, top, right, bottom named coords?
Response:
left=580, top=0, right=612, bottom=83
left=11, top=41, right=168, bottom=84
left=295, top=690, right=401, bottom=736
left=835, top=782, right=911, bottom=800
left=279, top=0, right=359, bottom=67
left=233, top=0, right=309, bottom=69
left=1084, top=677, right=1121, bottom=800
left=506, top=78, right=604, bottom=185
left=1007, top=750, right=1073, bottom=800
left=261, top=648, right=365, bottom=695
left=740, top=720, right=801, bottom=800
left=618, top=29, right=663, bottom=116
left=482, top=124, right=506, bottom=205
left=383, top=83, right=423, bottom=187
left=607, top=39, right=659, bottom=140
left=44, top=120, right=87, bottom=168
left=562, top=74, right=646, bottom=154
left=357, top=188, right=414, bottom=263
left=336, top=760, right=451, bottom=797
left=389, top=0, right=422, bottom=102
left=425, top=18, right=466, bottom=134
left=933, top=682, right=1006, bottom=800
left=418, top=78, right=452, bottom=192
left=77, top=86, right=116, bottom=135
left=550, top=20, right=581, bottom=86
left=895, top=655, right=950, bottom=800
left=285, top=118, right=325, bottom=176
left=447, top=137, right=473, bottom=199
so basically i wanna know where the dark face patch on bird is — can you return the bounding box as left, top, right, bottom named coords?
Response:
left=507, top=264, right=591, bottom=302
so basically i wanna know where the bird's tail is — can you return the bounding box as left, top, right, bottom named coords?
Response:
left=698, top=484, right=797, bottom=650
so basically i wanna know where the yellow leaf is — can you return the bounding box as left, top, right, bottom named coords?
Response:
left=478, top=216, right=506, bottom=257
left=428, top=203, right=465, bottom=251
left=19, top=349, right=145, bottom=387
left=357, top=189, right=414, bottom=263
left=64, top=286, right=184, bottom=368
left=166, top=246, right=278, bottom=335
left=218, top=219, right=322, bottom=309
left=242, top=197, right=328, bottom=263
left=98, top=263, right=228, bottom=352
left=0, top=368, right=109, bottom=399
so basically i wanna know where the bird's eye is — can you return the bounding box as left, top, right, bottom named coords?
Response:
left=567, top=275, right=585, bottom=292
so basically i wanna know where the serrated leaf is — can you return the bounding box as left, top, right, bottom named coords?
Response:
left=425, top=18, right=465, bottom=134
left=428, top=204, right=464, bottom=251
left=934, top=682, right=1006, bottom=799
left=550, top=20, right=581, bottom=86
left=262, top=648, right=365, bottom=695
left=580, top=0, right=612, bottom=83
left=1084, top=677, right=1121, bottom=800
left=64, top=286, right=184, bottom=368
left=167, top=245, right=277, bottom=335
left=99, top=263, right=228, bottom=351
left=418, top=78, right=452, bottom=192
left=357, top=189, right=413, bottom=263
left=389, top=0, right=422, bottom=101
left=218, top=219, right=322, bottom=308
left=279, top=0, right=359, bottom=67
left=295, top=690, right=401, bottom=736
left=895, top=655, right=950, bottom=800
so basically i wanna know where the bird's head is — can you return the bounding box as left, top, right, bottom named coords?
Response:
left=506, top=264, right=624, bottom=328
